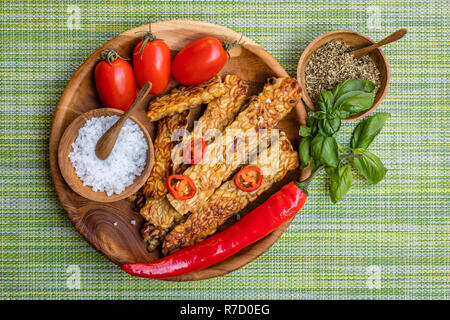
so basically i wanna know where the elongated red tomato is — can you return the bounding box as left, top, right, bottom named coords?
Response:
left=133, top=26, right=171, bottom=94
left=172, top=37, right=229, bottom=85
left=94, top=49, right=137, bottom=111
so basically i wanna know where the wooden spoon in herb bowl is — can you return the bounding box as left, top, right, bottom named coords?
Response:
left=350, top=29, right=407, bottom=59
left=297, top=30, right=397, bottom=121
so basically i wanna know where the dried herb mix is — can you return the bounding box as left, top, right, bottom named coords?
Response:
left=305, top=41, right=381, bottom=102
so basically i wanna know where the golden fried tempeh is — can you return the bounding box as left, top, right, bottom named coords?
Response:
left=172, top=74, right=248, bottom=173
left=138, top=111, right=189, bottom=246
left=161, top=134, right=299, bottom=255
left=140, top=198, right=184, bottom=251
left=167, top=77, right=302, bottom=215
left=141, top=220, right=165, bottom=252
left=141, top=75, right=248, bottom=250
left=146, top=76, right=226, bottom=122
left=140, top=197, right=176, bottom=227
left=141, top=111, right=190, bottom=200
left=192, top=74, right=248, bottom=140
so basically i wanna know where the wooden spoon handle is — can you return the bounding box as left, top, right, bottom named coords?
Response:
left=351, top=28, right=407, bottom=59
left=124, top=81, right=152, bottom=119
left=95, top=82, right=152, bottom=160
left=113, top=81, right=152, bottom=129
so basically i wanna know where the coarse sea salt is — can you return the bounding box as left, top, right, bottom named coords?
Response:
left=68, top=115, right=148, bottom=196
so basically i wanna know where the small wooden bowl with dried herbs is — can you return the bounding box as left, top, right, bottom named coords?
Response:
left=297, top=30, right=390, bottom=121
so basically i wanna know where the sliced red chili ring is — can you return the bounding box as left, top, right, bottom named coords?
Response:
left=183, top=138, right=208, bottom=165
left=166, top=174, right=197, bottom=200
left=234, top=166, right=263, bottom=192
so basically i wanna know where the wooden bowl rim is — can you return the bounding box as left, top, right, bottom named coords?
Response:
left=49, top=20, right=308, bottom=281
left=57, top=108, right=155, bottom=203
left=296, top=29, right=390, bottom=121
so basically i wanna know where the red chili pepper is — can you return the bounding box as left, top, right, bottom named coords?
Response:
left=166, top=174, right=197, bottom=200
left=121, top=169, right=320, bottom=279
left=183, top=138, right=208, bottom=164
left=235, top=166, right=263, bottom=192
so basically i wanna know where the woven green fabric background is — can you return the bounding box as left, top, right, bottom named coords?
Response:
left=0, top=0, right=448, bottom=300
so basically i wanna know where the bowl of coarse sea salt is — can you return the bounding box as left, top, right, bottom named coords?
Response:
left=58, top=108, right=154, bottom=203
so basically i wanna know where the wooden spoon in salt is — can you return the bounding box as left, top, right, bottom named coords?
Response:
left=95, top=81, right=152, bottom=160
left=350, top=28, right=407, bottom=59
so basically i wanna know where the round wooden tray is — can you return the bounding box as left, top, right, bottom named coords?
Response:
left=49, top=20, right=309, bottom=281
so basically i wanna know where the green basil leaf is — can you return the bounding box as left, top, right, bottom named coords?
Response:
left=311, top=112, right=322, bottom=119
left=332, top=79, right=376, bottom=99
left=317, top=120, right=328, bottom=137
left=299, top=136, right=311, bottom=168
left=311, top=134, right=339, bottom=168
left=316, top=91, right=334, bottom=112
left=336, top=92, right=375, bottom=114
left=318, top=117, right=341, bottom=136
left=311, top=159, right=320, bottom=173
left=328, top=165, right=354, bottom=203
left=299, top=125, right=311, bottom=137
left=338, top=109, right=350, bottom=119
left=351, top=113, right=391, bottom=149
left=350, top=149, right=387, bottom=184
left=308, top=117, right=319, bottom=136
left=334, top=90, right=366, bottom=109
left=316, top=112, right=326, bottom=120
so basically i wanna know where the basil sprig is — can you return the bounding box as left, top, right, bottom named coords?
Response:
left=299, top=79, right=390, bottom=203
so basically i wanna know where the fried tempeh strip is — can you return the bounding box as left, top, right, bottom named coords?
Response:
left=141, top=111, right=190, bottom=200
left=146, top=76, right=226, bottom=122
left=161, top=134, right=299, bottom=255
left=192, top=74, right=248, bottom=140
left=140, top=199, right=180, bottom=251
left=172, top=74, right=248, bottom=173
left=167, top=77, right=302, bottom=215
left=141, top=221, right=165, bottom=252
left=139, top=111, right=190, bottom=242
left=141, top=75, right=248, bottom=250
left=143, top=130, right=266, bottom=251
left=139, top=112, right=189, bottom=250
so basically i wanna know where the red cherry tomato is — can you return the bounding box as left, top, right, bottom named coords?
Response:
left=133, top=26, right=171, bottom=94
left=172, top=37, right=229, bottom=85
left=94, top=49, right=137, bottom=111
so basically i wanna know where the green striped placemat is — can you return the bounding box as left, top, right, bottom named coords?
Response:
left=0, top=0, right=448, bottom=299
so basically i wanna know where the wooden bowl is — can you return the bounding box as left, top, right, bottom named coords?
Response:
left=49, top=20, right=308, bottom=280
left=58, top=108, right=155, bottom=203
left=297, top=30, right=390, bottom=121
